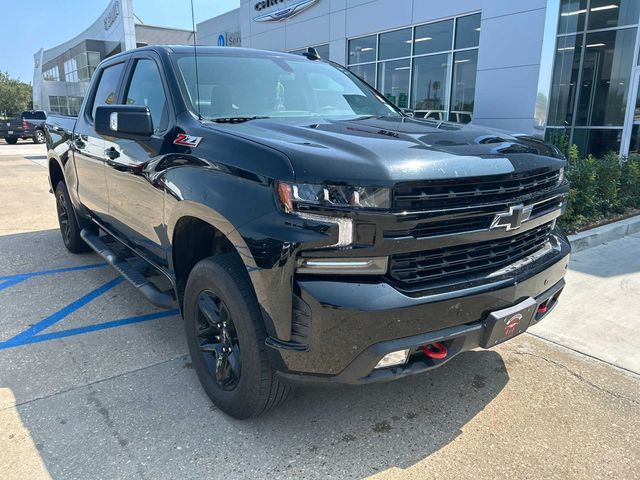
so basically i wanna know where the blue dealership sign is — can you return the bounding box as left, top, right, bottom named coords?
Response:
left=217, top=34, right=225, bottom=46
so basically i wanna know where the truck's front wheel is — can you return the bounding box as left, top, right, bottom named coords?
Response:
left=183, top=255, right=293, bottom=419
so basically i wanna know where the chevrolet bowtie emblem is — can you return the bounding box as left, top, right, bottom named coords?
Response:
left=491, top=204, right=533, bottom=231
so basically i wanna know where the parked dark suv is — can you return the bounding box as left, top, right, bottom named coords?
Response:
left=45, top=46, right=570, bottom=418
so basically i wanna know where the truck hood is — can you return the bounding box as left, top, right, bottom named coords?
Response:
left=209, top=116, right=564, bottom=185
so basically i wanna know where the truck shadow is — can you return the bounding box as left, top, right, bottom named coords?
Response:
left=247, top=350, right=508, bottom=477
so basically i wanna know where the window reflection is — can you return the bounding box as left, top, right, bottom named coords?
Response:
left=379, top=28, right=411, bottom=60
left=576, top=28, right=636, bottom=126
left=455, top=14, right=481, bottom=50
left=548, top=35, right=582, bottom=126
left=588, top=0, right=640, bottom=30
left=349, top=63, right=376, bottom=88
left=348, top=36, right=377, bottom=64
left=450, top=50, right=478, bottom=123
left=413, top=20, right=453, bottom=56
left=378, top=59, right=410, bottom=108
left=411, top=53, right=451, bottom=118
left=572, top=128, right=622, bottom=156
left=559, top=0, right=588, bottom=34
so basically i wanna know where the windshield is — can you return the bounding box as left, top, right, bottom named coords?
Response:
left=174, top=53, right=401, bottom=120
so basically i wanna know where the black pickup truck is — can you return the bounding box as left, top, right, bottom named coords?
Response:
left=1, top=110, right=47, bottom=144
left=45, top=46, right=570, bottom=419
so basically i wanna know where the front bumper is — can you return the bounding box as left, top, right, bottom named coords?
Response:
left=266, top=232, right=570, bottom=384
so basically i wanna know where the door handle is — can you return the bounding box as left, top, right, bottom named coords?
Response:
left=73, top=139, right=85, bottom=150
left=105, top=147, right=120, bottom=160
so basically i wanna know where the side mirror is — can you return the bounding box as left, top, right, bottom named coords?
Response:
left=95, top=105, right=153, bottom=139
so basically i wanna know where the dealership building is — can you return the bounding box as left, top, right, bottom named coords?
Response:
left=198, top=0, right=640, bottom=157
left=32, top=0, right=640, bottom=157
left=32, top=0, right=193, bottom=116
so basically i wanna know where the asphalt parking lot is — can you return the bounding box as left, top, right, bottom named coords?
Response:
left=1, top=140, right=639, bottom=479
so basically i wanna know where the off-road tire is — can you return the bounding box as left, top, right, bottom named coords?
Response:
left=184, top=254, right=294, bottom=419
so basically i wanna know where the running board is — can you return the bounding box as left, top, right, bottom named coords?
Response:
left=80, top=228, right=176, bottom=309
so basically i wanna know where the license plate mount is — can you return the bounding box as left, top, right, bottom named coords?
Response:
left=481, top=297, right=537, bottom=348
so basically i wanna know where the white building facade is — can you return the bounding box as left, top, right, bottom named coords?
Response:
left=198, top=0, right=640, bottom=158
left=33, top=0, right=193, bottom=115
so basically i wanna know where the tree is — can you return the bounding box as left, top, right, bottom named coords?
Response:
left=0, top=72, right=33, bottom=119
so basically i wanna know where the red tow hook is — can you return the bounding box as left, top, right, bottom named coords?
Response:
left=537, top=302, right=548, bottom=314
left=422, top=342, right=448, bottom=359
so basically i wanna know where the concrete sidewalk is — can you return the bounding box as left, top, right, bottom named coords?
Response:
left=530, top=232, right=640, bottom=374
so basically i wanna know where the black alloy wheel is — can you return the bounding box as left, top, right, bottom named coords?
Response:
left=56, top=188, right=71, bottom=244
left=196, top=291, right=241, bottom=390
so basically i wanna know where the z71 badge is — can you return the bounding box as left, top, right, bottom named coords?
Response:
left=173, top=133, right=203, bottom=148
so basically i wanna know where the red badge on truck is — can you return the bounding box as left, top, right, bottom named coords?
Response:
left=173, top=133, right=203, bottom=148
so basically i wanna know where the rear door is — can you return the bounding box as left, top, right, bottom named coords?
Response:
left=73, top=60, right=127, bottom=220
left=103, top=52, right=174, bottom=266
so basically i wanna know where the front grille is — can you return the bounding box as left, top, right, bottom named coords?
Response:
left=384, top=217, right=490, bottom=239
left=389, top=223, right=553, bottom=288
left=393, top=170, right=561, bottom=211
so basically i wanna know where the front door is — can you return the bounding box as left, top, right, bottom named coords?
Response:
left=103, top=55, right=173, bottom=267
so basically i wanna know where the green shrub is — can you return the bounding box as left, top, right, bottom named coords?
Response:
left=557, top=148, right=640, bottom=233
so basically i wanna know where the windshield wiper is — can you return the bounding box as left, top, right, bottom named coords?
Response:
left=210, top=116, right=270, bottom=124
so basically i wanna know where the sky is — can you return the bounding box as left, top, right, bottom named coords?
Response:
left=0, top=0, right=239, bottom=84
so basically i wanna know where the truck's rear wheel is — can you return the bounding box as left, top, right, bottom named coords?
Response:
left=5, top=137, right=17, bottom=144
left=184, top=254, right=293, bottom=419
left=55, top=182, right=92, bottom=253
left=33, top=130, right=45, bottom=144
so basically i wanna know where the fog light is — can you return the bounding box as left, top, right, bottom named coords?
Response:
left=374, top=349, right=410, bottom=369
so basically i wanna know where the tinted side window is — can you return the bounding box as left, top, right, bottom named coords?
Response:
left=125, top=59, right=168, bottom=133
left=23, top=111, right=46, bottom=120
left=91, top=63, right=125, bottom=120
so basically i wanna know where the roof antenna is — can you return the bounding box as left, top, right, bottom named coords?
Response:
left=303, top=46, right=320, bottom=60
left=190, top=0, right=202, bottom=120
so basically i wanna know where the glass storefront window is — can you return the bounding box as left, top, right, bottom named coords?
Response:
left=379, top=28, right=411, bottom=60
left=572, top=128, right=622, bottom=156
left=413, top=19, right=453, bottom=56
left=348, top=36, right=377, bottom=64
left=559, top=0, right=588, bottom=34
left=450, top=50, right=478, bottom=122
left=455, top=14, right=481, bottom=49
left=588, top=0, right=640, bottom=30
left=548, top=34, right=583, bottom=126
left=347, top=14, right=479, bottom=123
left=411, top=53, right=451, bottom=117
left=576, top=28, right=636, bottom=126
left=377, top=59, right=410, bottom=108
left=349, top=63, right=376, bottom=88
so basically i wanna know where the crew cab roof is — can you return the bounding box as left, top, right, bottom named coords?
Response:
left=107, top=45, right=310, bottom=61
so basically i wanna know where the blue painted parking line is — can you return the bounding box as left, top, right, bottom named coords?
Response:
left=0, top=263, right=107, bottom=293
left=0, top=264, right=179, bottom=351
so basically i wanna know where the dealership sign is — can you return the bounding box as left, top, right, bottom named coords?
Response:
left=253, top=0, right=320, bottom=22
left=104, top=0, right=120, bottom=31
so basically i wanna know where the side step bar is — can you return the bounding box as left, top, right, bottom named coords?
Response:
left=80, top=228, right=176, bottom=309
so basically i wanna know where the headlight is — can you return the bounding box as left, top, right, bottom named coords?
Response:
left=276, top=181, right=390, bottom=212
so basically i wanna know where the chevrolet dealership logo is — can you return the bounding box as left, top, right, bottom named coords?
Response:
left=254, top=0, right=320, bottom=22
left=491, top=204, right=533, bottom=231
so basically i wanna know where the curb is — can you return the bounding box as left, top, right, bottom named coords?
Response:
left=568, top=215, right=640, bottom=253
